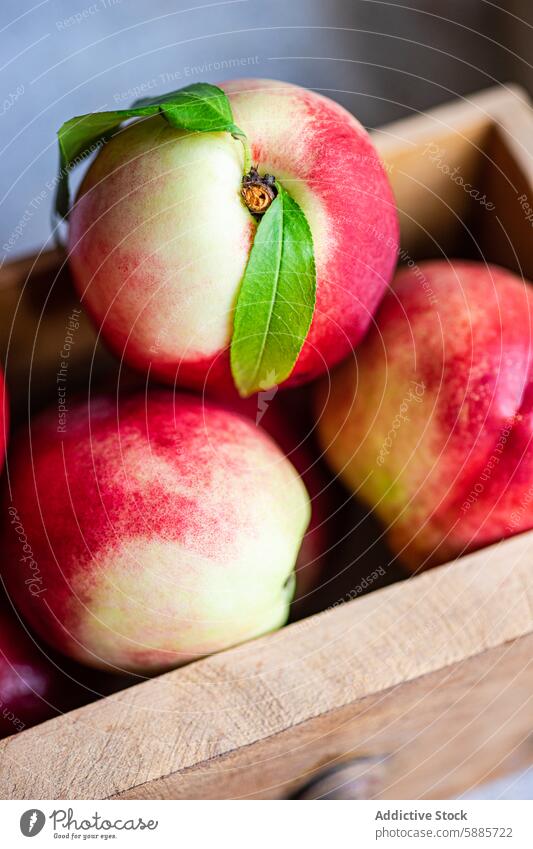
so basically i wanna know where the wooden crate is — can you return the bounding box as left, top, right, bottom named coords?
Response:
left=1, top=85, right=532, bottom=800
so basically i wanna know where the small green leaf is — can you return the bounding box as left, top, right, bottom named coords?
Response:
left=55, top=83, right=248, bottom=219
left=230, top=183, right=316, bottom=397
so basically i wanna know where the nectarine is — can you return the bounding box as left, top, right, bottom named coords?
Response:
left=1, top=391, right=309, bottom=673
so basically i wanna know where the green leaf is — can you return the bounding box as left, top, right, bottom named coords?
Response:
left=55, top=83, right=248, bottom=219
left=230, top=183, right=316, bottom=397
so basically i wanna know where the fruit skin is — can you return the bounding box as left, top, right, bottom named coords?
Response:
left=0, top=368, right=8, bottom=473
left=68, top=78, right=398, bottom=394
left=317, top=261, right=533, bottom=569
left=0, top=598, right=104, bottom=738
left=1, top=391, right=310, bottom=674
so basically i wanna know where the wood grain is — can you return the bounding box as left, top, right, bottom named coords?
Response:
left=0, top=85, right=532, bottom=800
left=0, top=247, right=116, bottom=421
left=119, top=635, right=533, bottom=800
left=0, top=531, right=532, bottom=799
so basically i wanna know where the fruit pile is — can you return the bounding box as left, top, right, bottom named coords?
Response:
left=1, top=79, right=532, bottom=737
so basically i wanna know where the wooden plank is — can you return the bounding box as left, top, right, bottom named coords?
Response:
left=0, top=247, right=122, bottom=419
left=474, top=98, right=533, bottom=279
left=1, top=531, right=532, bottom=800
left=372, top=84, right=529, bottom=157
left=118, top=635, right=533, bottom=800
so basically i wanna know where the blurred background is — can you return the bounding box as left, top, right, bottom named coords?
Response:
left=1, top=0, right=532, bottom=263
left=1, top=0, right=532, bottom=800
